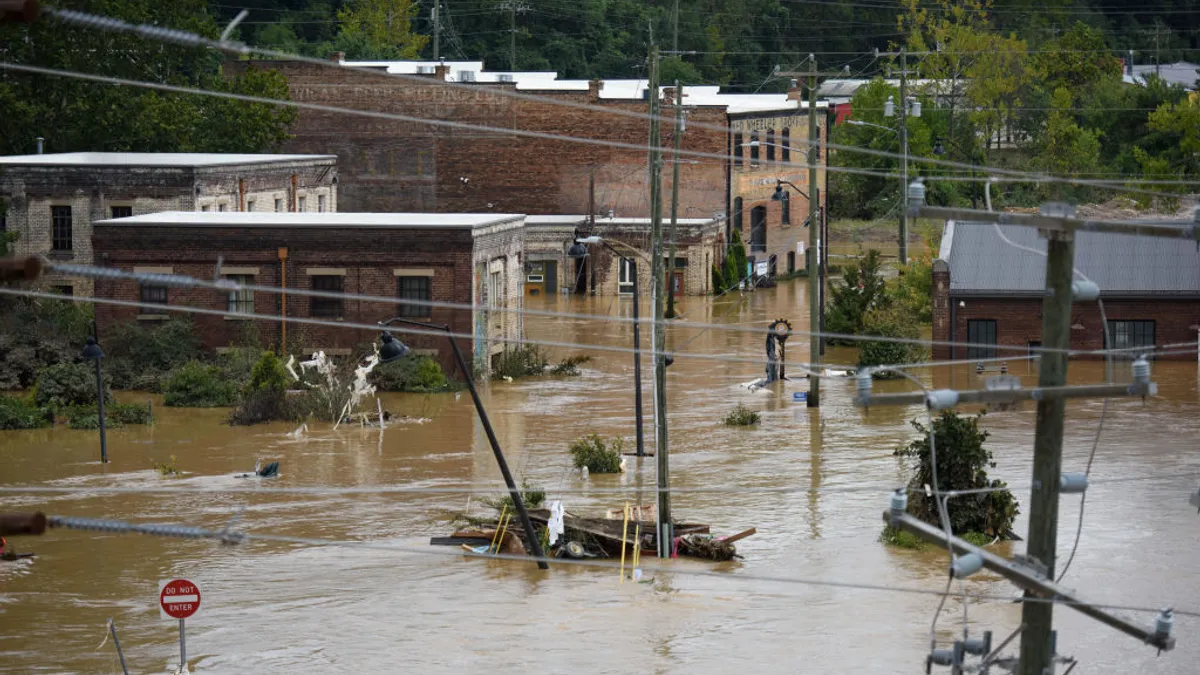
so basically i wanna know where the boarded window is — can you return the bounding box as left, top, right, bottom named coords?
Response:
left=397, top=276, right=431, bottom=317
left=310, top=275, right=344, bottom=318
left=51, top=206, right=72, bottom=251
left=967, top=319, right=997, bottom=360
left=782, top=128, right=791, bottom=162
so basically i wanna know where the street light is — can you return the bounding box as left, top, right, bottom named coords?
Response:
left=570, top=236, right=646, bottom=457
left=80, top=336, right=107, bottom=464
left=376, top=318, right=549, bottom=570
left=772, top=179, right=821, bottom=408
left=883, top=94, right=921, bottom=265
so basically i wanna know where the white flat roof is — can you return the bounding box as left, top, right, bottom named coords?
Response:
left=0, top=152, right=337, bottom=167
left=94, top=211, right=524, bottom=229
left=526, top=215, right=588, bottom=225
left=596, top=217, right=720, bottom=226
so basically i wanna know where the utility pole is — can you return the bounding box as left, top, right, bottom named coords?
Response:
left=498, top=1, right=528, bottom=70
left=1018, top=207, right=1076, bottom=675
left=805, top=56, right=821, bottom=407
left=898, top=49, right=909, bottom=265
left=647, top=45, right=672, bottom=558
left=671, top=0, right=679, bottom=52
left=432, top=1, right=439, bottom=62
left=666, top=79, right=682, bottom=320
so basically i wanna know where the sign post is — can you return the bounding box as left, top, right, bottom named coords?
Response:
left=159, top=578, right=201, bottom=673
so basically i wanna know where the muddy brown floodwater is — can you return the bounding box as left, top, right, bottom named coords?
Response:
left=2, top=279, right=1199, bottom=673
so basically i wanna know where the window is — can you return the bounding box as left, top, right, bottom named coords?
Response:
left=51, top=206, right=72, bottom=251
left=110, top=206, right=132, bottom=219
left=140, top=283, right=168, bottom=306
left=246, top=200, right=256, bottom=212
left=733, top=133, right=743, bottom=164
left=298, top=196, right=307, bottom=212
left=733, top=197, right=744, bottom=232
left=750, top=206, right=767, bottom=253
left=750, top=131, right=760, bottom=164
left=218, top=203, right=227, bottom=212
left=967, top=319, right=997, bottom=360
left=782, top=128, right=791, bottom=162
left=310, top=275, right=344, bottom=318
left=766, top=129, right=775, bottom=162
left=787, top=251, right=796, bottom=274
left=1106, top=320, right=1155, bottom=355
left=51, top=285, right=73, bottom=296
left=226, top=274, right=254, bottom=314
left=781, top=191, right=791, bottom=225
left=617, top=258, right=635, bottom=295
left=397, top=276, right=431, bottom=317
left=201, top=205, right=211, bottom=212
left=274, top=198, right=284, bottom=212
left=318, top=195, right=327, bottom=213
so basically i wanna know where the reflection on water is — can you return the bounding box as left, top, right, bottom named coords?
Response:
left=2, top=279, right=1199, bottom=673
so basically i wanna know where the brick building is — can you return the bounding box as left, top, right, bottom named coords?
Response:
left=570, top=216, right=726, bottom=297
left=0, top=152, right=338, bottom=296
left=523, top=215, right=588, bottom=298
left=727, top=103, right=831, bottom=278
left=91, top=212, right=526, bottom=375
left=932, top=221, right=1200, bottom=361
left=230, top=60, right=730, bottom=219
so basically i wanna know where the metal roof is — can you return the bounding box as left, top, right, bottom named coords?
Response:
left=94, top=211, right=524, bottom=229
left=0, top=152, right=336, bottom=167
left=941, top=221, right=1200, bottom=297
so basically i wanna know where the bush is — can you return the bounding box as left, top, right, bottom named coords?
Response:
left=482, top=481, right=547, bottom=513
left=247, top=350, right=290, bottom=395
left=164, top=361, right=240, bottom=407
left=893, top=411, right=1019, bottom=539
left=858, top=306, right=925, bottom=376
left=825, top=249, right=888, bottom=343
left=34, top=362, right=112, bottom=411
left=549, top=355, right=591, bottom=376
left=228, top=352, right=295, bottom=425
left=491, top=345, right=548, bottom=380
left=569, top=434, right=623, bottom=473
left=0, top=396, right=52, bottom=430
left=0, top=296, right=92, bottom=390
left=879, top=526, right=926, bottom=550
left=62, top=401, right=153, bottom=429
left=722, top=403, right=761, bottom=426
left=104, top=318, right=202, bottom=390
left=370, top=355, right=454, bottom=392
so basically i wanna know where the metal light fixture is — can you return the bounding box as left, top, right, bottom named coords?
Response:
left=933, top=138, right=947, bottom=156
left=80, top=336, right=107, bottom=464
left=909, top=98, right=921, bottom=118
left=377, top=332, right=410, bottom=363
left=771, top=184, right=785, bottom=201
left=567, top=241, right=589, bottom=258
left=884, top=95, right=895, bottom=117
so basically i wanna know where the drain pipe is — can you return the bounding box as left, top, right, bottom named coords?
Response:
left=35, top=137, right=43, bottom=154
left=278, top=246, right=288, bottom=354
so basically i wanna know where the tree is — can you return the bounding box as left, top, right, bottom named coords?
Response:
left=894, top=410, right=1019, bottom=538
left=825, top=249, right=888, bottom=342
left=858, top=305, right=923, bottom=375
left=332, top=0, right=428, bottom=60
left=1035, top=87, right=1102, bottom=200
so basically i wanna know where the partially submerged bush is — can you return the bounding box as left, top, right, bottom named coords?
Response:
left=370, top=355, right=455, bottom=392
left=722, top=403, right=761, bottom=426
left=62, top=401, right=153, bottom=429
left=879, top=526, right=926, bottom=550
left=569, top=434, right=623, bottom=473
left=34, top=362, right=112, bottom=411
left=0, top=296, right=92, bottom=390
left=154, top=455, right=181, bottom=476
left=0, top=396, right=52, bottom=430
left=164, top=361, right=239, bottom=407
left=549, top=355, right=591, bottom=376
left=104, top=318, right=202, bottom=390
left=491, top=345, right=548, bottom=380
left=858, top=306, right=925, bottom=376
left=228, top=352, right=295, bottom=425
left=482, top=481, right=547, bottom=513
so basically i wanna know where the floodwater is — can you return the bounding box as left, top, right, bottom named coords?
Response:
left=2, top=279, right=1199, bottom=674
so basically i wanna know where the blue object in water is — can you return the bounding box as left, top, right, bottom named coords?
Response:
left=793, top=392, right=807, bottom=402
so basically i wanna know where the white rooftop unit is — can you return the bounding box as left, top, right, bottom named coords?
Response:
left=498, top=73, right=514, bottom=83
left=458, top=70, right=476, bottom=82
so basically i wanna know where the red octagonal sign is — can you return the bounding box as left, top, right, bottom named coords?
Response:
left=159, top=579, right=201, bottom=620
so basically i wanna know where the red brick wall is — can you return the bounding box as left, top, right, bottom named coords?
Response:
left=93, top=225, right=477, bottom=373
left=933, top=294, right=1200, bottom=360
left=227, top=62, right=728, bottom=218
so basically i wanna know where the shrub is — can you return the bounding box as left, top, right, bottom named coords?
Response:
left=247, top=351, right=289, bottom=395
left=154, top=455, right=181, bottom=476
left=228, top=352, right=295, bottom=425
left=370, top=355, right=454, bottom=392
left=491, top=345, right=548, bottom=380
left=104, top=318, right=202, bottom=390
left=857, top=306, right=925, bottom=376
left=164, top=361, right=240, bottom=407
left=34, top=362, right=112, bottom=411
left=722, top=403, right=761, bottom=426
left=569, top=434, right=623, bottom=473
left=0, top=295, right=92, bottom=390
left=482, top=481, right=547, bottom=513
left=879, top=526, right=926, bottom=550
left=825, top=249, right=888, bottom=343
left=893, top=410, right=1019, bottom=539
left=0, top=396, right=52, bottom=430
left=62, top=402, right=152, bottom=429
left=549, top=355, right=591, bottom=376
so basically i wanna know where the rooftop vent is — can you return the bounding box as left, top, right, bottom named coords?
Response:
left=458, top=70, right=476, bottom=82
left=498, top=73, right=514, bottom=83
left=416, top=65, right=435, bottom=75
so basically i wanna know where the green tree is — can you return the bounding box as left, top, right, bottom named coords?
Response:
left=825, top=249, right=888, bottom=342
left=332, top=0, right=428, bottom=60
left=858, top=305, right=924, bottom=375
left=1036, top=87, right=1102, bottom=200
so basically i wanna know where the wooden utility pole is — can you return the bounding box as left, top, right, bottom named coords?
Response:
left=898, top=49, right=909, bottom=265
left=805, top=57, right=821, bottom=407
left=647, top=45, right=672, bottom=558
left=1018, top=210, right=1076, bottom=675
left=432, top=1, right=439, bottom=62
left=671, top=0, right=679, bottom=52
left=666, top=79, right=682, bottom=320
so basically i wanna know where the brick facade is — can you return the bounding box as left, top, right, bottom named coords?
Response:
left=225, top=61, right=729, bottom=219
left=92, top=216, right=525, bottom=376
left=0, top=155, right=337, bottom=296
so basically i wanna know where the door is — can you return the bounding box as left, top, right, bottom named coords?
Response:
left=750, top=206, right=767, bottom=253
left=544, top=260, right=558, bottom=294
left=671, top=271, right=684, bottom=297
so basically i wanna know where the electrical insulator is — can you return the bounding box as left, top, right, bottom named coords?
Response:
left=1189, top=487, right=1200, bottom=512
left=910, top=98, right=922, bottom=118
left=1131, top=356, right=1151, bottom=386
left=856, top=369, right=873, bottom=405
left=926, top=643, right=964, bottom=673
left=951, top=552, right=984, bottom=578
left=1156, top=608, right=1173, bottom=640
left=1071, top=279, right=1100, bottom=302
left=890, top=489, right=908, bottom=520
left=926, top=389, right=959, bottom=411
left=907, top=179, right=926, bottom=212
left=962, top=631, right=992, bottom=656
left=1060, top=472, right=1089, bottom=494
left=884, top=95, right=895, bottom=117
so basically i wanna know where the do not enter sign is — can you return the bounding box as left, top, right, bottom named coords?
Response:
left=159, top=579, right=201, bottom=620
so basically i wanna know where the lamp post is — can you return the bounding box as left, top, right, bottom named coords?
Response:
left=376, top=319, right=549, bottom=570
left=80, top=336, right=107, bottom=464
left=570, top=236, right=646, bottom=457
left=772, top=179, right=821, bottom=408
left=883, top=94, right=921, bottom=264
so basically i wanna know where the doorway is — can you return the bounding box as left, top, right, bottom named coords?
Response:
left=750, top=206, right=767, bottom=253
left=574, top=257, right=588, bottom=294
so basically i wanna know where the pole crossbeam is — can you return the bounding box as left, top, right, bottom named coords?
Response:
left=856, top=381, right=1155, bottom=408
